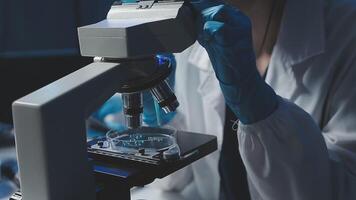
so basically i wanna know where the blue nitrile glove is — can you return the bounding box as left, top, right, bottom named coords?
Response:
left=94, top=94, right=123, bottom=121
left=189, top=1, right=278, bottom=124
left=92, top=94, right=126, bottom=131
left=143, top=54, right=177, bottom=127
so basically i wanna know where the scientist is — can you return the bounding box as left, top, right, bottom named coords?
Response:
left=156, top=0, right=356, bottom=199
left=99, top=0, right=356, bottom=199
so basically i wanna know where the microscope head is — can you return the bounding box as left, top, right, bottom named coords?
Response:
left=78, top=1, right=196, bottom=128
left=78, top=0, right=196, bottom=59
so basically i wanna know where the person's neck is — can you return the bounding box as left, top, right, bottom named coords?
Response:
left=230, top=0, right=286, bottom=75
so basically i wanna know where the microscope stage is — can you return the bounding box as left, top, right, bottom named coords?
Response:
left=88, top=128, right=217, bottom=187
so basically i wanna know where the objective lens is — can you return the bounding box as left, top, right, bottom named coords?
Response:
left=150, top=80, right=179, bottom=113
left=122, top=93, right=143, bottom=129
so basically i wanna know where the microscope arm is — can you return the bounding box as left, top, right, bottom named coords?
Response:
left=12, top=62, right=146, bottom=200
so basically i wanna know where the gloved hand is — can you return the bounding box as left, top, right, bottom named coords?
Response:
left=94, top=93, right=123, bottom=122
left=93, top=54, right=177, bottom=130
left=189, top=1, right=278, bottom=124
left=92, top=93, right=126, bottom=131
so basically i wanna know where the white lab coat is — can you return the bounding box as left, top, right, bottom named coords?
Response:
left=152, top=43, right=225, bottom=200
left=153, top=0, right=356, bottom=199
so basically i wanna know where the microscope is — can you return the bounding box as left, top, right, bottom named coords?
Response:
left=11, top=1, right=217, bottom=200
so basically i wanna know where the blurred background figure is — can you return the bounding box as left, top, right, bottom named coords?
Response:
left=0, top=0, right=114, bottom=123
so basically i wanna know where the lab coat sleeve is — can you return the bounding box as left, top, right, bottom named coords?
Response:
left=238, top=96, right=356, bottom=200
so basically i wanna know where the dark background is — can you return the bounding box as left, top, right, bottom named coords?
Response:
left=0, top=0, right=115, bottom=123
